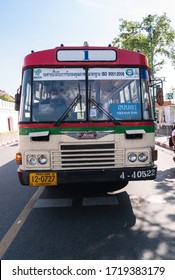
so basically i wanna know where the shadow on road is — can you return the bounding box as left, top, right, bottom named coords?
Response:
left=3, top=184, right=137, bottom=260
left=2, top=181, right=175, bottom=260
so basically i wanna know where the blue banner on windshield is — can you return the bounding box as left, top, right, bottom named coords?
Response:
left=109, top=103, right=141, bottom=120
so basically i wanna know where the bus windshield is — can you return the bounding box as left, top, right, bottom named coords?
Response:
left=19, top=67, right=154, bottom=123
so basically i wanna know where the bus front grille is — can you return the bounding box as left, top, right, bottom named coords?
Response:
left=51, top=143, right=124, bottom=170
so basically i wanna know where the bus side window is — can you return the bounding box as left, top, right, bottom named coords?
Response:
left=32, top=102, right=39, bottom=121
left=130, top=80, right=140, bottom=103
left=142, top=81, right=153, bottom=120
left=23, top=83, right=31, bottom=120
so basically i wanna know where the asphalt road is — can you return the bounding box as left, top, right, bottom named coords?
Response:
left=0, top=144, right=175, bottom=260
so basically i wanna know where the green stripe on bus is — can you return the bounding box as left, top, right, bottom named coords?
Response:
left=19, top=125, right=155, bottom=135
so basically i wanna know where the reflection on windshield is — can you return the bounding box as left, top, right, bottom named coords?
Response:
left=32, top=79, right=86, bottom=122
left=54, top=94, right=82, bottom=126
left=32, top=78, right=142, bottom=122
left=20, top=67, right=153, bottom=123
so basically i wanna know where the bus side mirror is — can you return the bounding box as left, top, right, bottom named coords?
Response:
left=150, top=78, right=164, bottom=106
left=15, top=86, right=21, bottom=111
left=156, top=87, right=164, bottom=106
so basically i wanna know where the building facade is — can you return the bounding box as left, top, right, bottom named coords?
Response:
left=155, top=101, right=175, bottom=136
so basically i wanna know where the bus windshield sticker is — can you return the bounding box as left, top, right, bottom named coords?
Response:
left=33, top=68, right=139, bottom=81
left=88, top=68, right=139, bottom=80
left=33, top=68, right=85, bottom=81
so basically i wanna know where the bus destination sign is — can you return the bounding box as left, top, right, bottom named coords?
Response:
left=57, top=49, right=117, bottom=62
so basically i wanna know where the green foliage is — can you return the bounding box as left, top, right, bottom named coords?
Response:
left=0, top=93, right=15, bottom=102
left=112, top=13, right=175, bottom=76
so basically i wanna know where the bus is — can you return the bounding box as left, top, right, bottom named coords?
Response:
left=15, top=44, right=162, bottom=191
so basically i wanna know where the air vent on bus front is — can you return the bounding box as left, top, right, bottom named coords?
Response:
left=51, top=142, right=124, bottom=170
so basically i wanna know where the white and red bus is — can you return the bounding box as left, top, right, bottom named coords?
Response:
left=15, top=44, right=160, bottom=190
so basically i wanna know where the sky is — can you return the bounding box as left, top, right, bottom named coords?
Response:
left=0, top=0, right=175, bottom=96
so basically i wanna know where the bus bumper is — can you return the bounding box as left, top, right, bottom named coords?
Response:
left=17, top=165, right=157, bottom=186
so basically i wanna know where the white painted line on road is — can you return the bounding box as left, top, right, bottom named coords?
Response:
left=0, top=187, right=45, bottom=259
left=34, top=197, right=119, bottom=208
left=34, top=198, right=73, bottom=208
left=82, top=196, right=119, bottom=206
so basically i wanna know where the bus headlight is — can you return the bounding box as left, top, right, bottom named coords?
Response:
left=128, top=153, right=137, bottom=162
left=138, top=153, right=148, bottom=162
left=38, top=155, right=48, bottom=165
left=27, top=155, right=37, bottom=165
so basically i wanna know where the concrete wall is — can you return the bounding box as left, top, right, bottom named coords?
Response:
left=0, top=100, right=19, bottom=146
left=156, top=105, right=175, bottom=125
left=155, top=104, right=175, bottom=137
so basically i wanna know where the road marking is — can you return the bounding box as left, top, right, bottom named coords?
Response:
left=34, top=198, right=73, bottom=208
left=82, top=196, right=119, bottom=206
left=0, top=187, right=44, bottom=259
left=2, top=192, right=168, bottom=258
left=34, top=196, right=119, bottom=208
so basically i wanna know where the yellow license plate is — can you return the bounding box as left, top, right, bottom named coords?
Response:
left=29, top=172, right=57, bottom=186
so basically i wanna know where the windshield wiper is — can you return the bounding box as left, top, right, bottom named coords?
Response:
left=89, top=99, right=121, bottom=126
left=78, top=83, right=83, bottom=118
left=54, top=94, right=82, bottom=127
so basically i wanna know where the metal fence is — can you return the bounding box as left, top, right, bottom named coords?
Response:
left=155, top=124, right=173, bottom=137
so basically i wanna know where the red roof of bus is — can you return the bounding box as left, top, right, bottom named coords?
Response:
left=23, top=46, right=149, bottom=69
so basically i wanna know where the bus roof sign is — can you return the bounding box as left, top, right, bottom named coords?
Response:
left=57, top=49, right=117, bottom=62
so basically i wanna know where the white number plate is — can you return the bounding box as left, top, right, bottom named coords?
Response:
left=120, top=169, right=156, bottom=180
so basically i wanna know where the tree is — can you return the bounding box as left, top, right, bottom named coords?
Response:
left=112, top=13, right=175, bottom=77
left=0, top=93, right=15, bottom=102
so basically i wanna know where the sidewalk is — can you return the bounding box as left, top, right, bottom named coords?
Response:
left=155, top=135, right=173, bottom=151
left=0, top=131, right=18, bottom=147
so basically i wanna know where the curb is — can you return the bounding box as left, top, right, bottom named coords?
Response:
left=155, top=141, right=173, bottom=151
left=0, top=140, right=18, bottom=148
